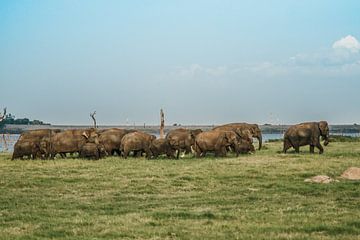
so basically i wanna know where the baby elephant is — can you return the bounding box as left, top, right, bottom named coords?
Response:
left=236, top=139, right=256, bottom=154
left=150, top=139, right=175, bottom=159
left=12, top=139, right=40, bottom=160
left=79, top=143, right=107, bottom=160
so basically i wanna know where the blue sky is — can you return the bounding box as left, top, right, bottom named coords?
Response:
left=1, top=0, right=360, bottom=125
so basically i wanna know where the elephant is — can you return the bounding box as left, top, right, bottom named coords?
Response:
left=150, top=138, right=175, bottom=159
left=283, top=121, right=330, bottom=154
left=12, top=139, right=41, bottom=160
left=194, top=130, right=242, bottom=157
left=98, top=128, right=137, bottom=156
left=17, top=129, right=62, bottom=159
left=79, top=143, right=107, bottom=160
left=165, top=128, right=203, bottom=158
left=236, top=139, right=256, bottom=154
left=120, top=131, right=156, bottom=159
left=40, top=128, right=99, bottom=159
left=213, top=123, right=262, bottom=150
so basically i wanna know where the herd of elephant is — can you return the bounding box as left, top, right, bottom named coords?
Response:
left=11, top=121, right=330, bottom=160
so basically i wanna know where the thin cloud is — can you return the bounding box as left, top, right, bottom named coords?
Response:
left=332, top=35, right=360, bottom=53
left=172, top=35, right=360, bottom=79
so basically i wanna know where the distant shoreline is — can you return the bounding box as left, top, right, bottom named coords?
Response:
left=1, top=124, right=359, bottom=135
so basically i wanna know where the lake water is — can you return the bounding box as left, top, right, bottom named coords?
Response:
left=1, top=133, right=359, bottom=152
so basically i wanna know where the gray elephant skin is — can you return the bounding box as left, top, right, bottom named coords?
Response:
left=214, top=123, right=262, bottom=150
left=283, top=121, right=329, bottom=154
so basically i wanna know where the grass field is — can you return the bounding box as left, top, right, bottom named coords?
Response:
left=1, top=142, right=359, bottom=240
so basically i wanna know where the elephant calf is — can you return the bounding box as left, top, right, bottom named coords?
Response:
left=79, top=143, right=107, bottom=160
left=150, top=139, right=175, bottom=159
left=283, top=121, right=330, bottom=154
left=12, top=139, right=41, bottom=160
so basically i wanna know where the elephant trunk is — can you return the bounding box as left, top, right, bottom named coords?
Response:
left=323, top=134, right=330, bottom=146
left=257, top=134, right=262, bottom=150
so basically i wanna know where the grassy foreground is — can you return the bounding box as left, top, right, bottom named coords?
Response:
left=0, top=142, right=359, bottom=240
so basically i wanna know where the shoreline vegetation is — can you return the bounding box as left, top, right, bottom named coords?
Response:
left=1, top=124, right=360, bottom=135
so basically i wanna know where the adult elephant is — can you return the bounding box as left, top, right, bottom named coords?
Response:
left=165, top=128, right=203, bottom=159
left=16, top=129, right=62, bottom=159
left=195, top=130, right=246, bottom=157
left=283, top=121, right=330, bottom=154
left=40, top=128, right=99, bottom=159
left=120, top=131, right=156, bottom=159
left=213, top=123, right=262, bottom=150
left=98, top=128, right=137, bottom=156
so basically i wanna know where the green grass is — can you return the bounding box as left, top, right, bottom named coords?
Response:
left=0, top=142, right=360, bottom=239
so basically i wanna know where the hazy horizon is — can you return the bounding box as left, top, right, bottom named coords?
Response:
left=1, top=1, right=360, bottom=125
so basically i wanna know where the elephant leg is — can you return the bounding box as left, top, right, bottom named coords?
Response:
left=184, top=146, right=192, bottom=155
left=123, top=148, right=129, bottom=159
left=283, top=139, right=292, bottom=153
left=201, top=150, right=207, bottom=157
left=316, top=142, right=324, bottom=154
left=309, top=145, right=315, bottom=154
left=294, top=146, right=300, bottom=153
left=145, top=149, right=152, bottom=159
left=115, top=149, right=121, bottom=156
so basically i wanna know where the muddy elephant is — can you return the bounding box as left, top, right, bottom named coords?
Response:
left=165, top=128, right=203, bottom=158
left=79, top=143, right=107, bottom=160
left=41, top=128, right=99, bottom=159
left=283, top=121, right=329, bottom=154
left=150, top=139, right=175, bottom=159
left=120, top=131, right=156, bottom=159
left=214, top=123, right=262, bottom=150
left=98, top=128, right=137, bottom=156
left=12, top=139, right=41, bottom=160
left=194, top=130, right=242, bottom=157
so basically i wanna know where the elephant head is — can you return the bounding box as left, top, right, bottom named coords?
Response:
left=150, top=135, right=157, bottom=142
left=39, top=137, right=49, bottom=155
left=82, top=128, right=99, bottom=144
left=224, top=131, right=240, bottom=146
left=318, top=121, right=329, bottom=146
left=240, top=129, right=253, bottom=143
left=250, top=124, right=262, bottom=150
left=190, top=129, right=203, bottom=138
left=97, top=144, right=108, bottom=157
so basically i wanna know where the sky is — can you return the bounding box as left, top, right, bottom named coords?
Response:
left=1, top=0, right=360, bottom=125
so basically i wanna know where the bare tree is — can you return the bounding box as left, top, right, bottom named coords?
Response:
left=160, top=108, right=165, bottom=139
left=90, top=111, right=97, bottom=128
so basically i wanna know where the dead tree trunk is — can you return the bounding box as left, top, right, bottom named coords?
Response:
left=160, top=109, right=165, bottom=139
left=90, top=111, right=97, bottom=128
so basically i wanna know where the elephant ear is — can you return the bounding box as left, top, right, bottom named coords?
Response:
left=318, top=121, right=328, bottom=135
left=225, top=132, right=235, bottom=142
left=82, top=131, right=89, bottom=139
